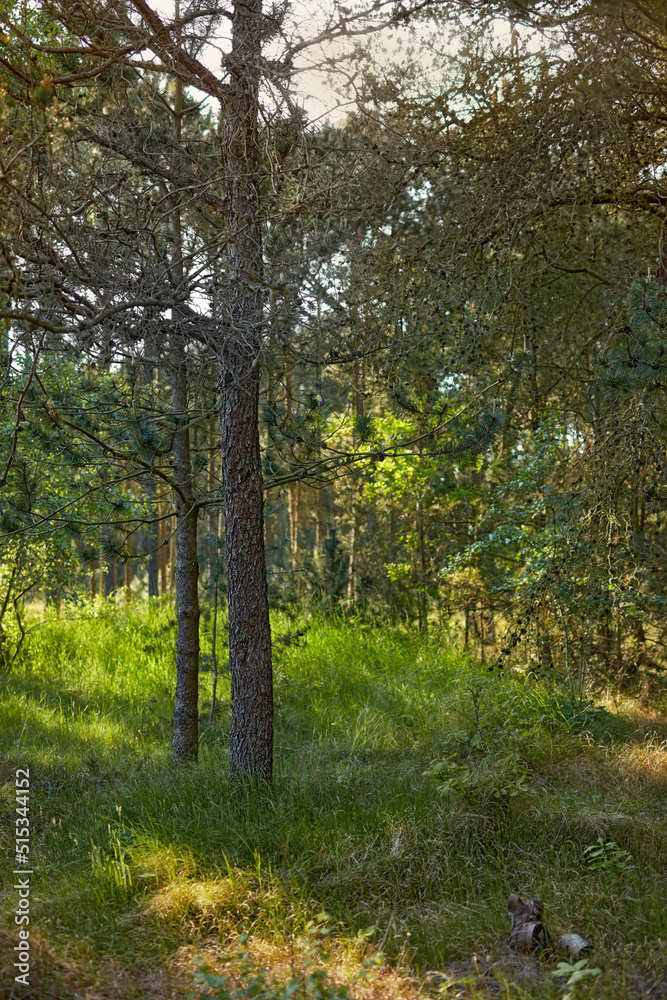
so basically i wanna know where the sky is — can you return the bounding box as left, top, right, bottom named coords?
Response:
left=149, top=0, right=369, bottom=122
left=146, top=0, right=551, bottom=131
left=145, top=0, right=458, bottom=124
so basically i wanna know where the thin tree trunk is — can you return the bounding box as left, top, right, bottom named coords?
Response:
left=315, top=486, right=325, bottom=557
left=417, top=498, right=427, bottom=636
left=616, top=612, right=623, bottom=677
left=90, top=566, right=97, bottom=602
left=222, top=0, right=273, bottom=780
left=285, top=371, right=300, bottom=574
left=314, top=319, right=325, bottom=564
left=556, top=601, right=571, bottom=694
left=209, top=416, right=218, bottom=582
left=169, top=515, right=176, bottom=594
left=209, top=578, right=219, bottom=724
left=104, top=558, right=115, bottom=598
left=347, top=513, right=357, bottom=604
left=159, top=510, right=167, bottom=596
left=171, top=346, right=200, bottom=763
left=488, top=601, right=497, bottom=650
left=147, top=476, right=159, bottom=599
left=264, top=487, right=275, bottom=555
left=169, top=55, right=200, bottom=764
left=288, top=482, right=300, bottom=572
left=124, top=559, right=132, bottom=605
left=480, top=604, right=485, bottom=663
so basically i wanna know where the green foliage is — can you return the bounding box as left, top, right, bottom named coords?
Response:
left=422, top=683, right=539, bottom=806
left=596, top=279, right=667, bottom=396
left=423, top=751, right=532, bottom=803
left=551, top=958, right=601, bottom=1000
left=353, top=412, right=375, bottom=443
left=583, top=837, right=634, bottom=875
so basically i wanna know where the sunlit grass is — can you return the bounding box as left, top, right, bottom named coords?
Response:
left=1, top=599, right=666, bottom=998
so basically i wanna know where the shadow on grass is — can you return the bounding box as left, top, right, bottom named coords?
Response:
left=1, top=612, right=667, bottom=993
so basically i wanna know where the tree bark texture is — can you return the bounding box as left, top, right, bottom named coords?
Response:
left=171, top=348, right=200, bottom=763
left=221, top=0, right=273, bottom=781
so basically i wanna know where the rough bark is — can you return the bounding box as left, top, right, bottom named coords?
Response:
left=171, top=347, right=200, bottom=763
left=169, top=47, right=200, bottom=763
left=169, top=522, right=176, bottom=593
left=221, top=0, right=273, bottom=781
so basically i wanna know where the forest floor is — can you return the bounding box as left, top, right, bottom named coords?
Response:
left=1, top=600, right=666, bottom=1000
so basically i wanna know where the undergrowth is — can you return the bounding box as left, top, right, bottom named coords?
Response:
left=0, top=598, right=666, bottom=999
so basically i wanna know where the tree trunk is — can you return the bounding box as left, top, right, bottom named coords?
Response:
left=480, top=604, right=485, bottom=663
left=171, top=345, right=200, bottom=763
left=209, top=416, right=219, bottom=582
left=417, top=498, right=427, bottom=636
left=314, top=486, right=325, bottom=558
left=147, top=476, right=159, bottom=599
left=221, top=0, right=273, bottom=781
left=170, top=52, right=200, bottom=764
left=169, top=515, right=176, bottom=593
left=347, top=511, right=357, bottom=605
left=347, top=363, right=364, bottom=608
left=104, top=558, right=115, bottom=598
left=285, top=371, right=300, bottom=574
left=288, top=482, right=300, bottom=572
left=159, top=510, right=167, bottom=596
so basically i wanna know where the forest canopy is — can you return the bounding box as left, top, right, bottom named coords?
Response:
left=2, top=0, right=667, bottom=758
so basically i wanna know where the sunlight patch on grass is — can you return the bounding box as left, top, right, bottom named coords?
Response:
left=1, top=606, right=667, bottom=998
left=179, top=927, right=423, bottom=1000
left=146, top=878, right=240, bottom=926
